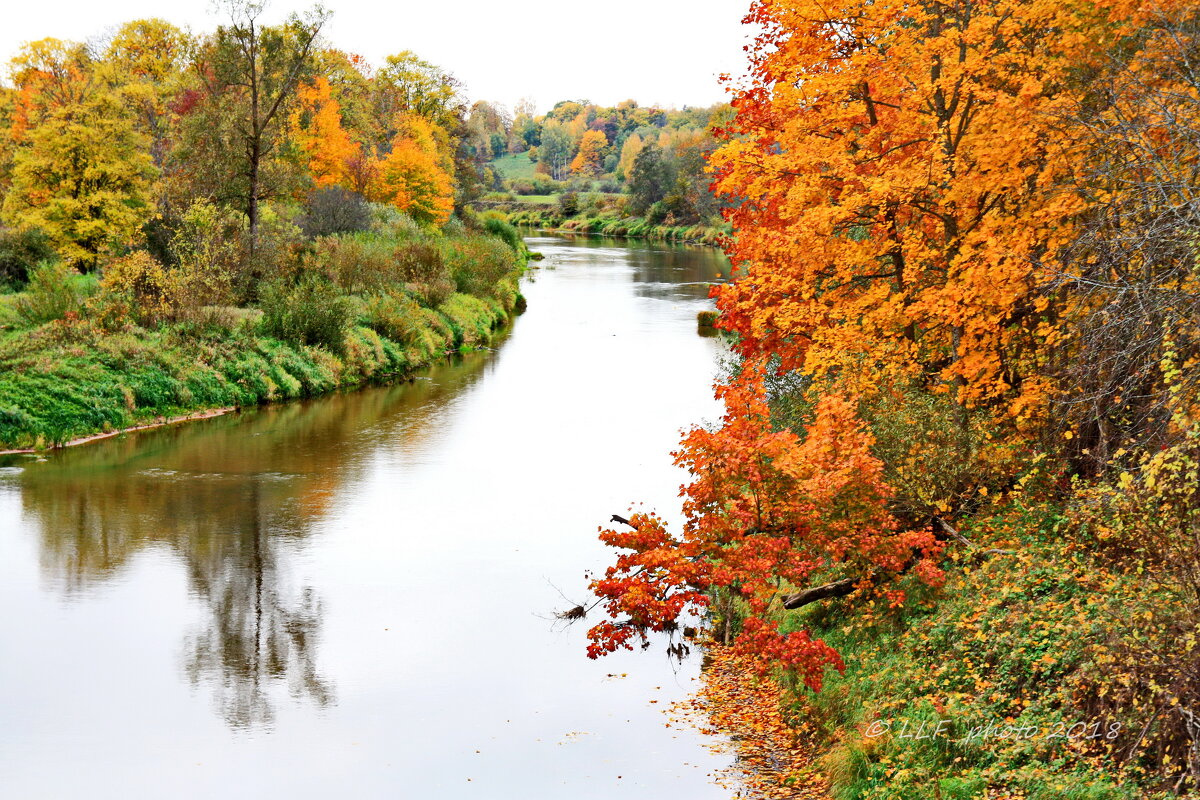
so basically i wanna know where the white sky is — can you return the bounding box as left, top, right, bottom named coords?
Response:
left=0, top=0, right=753, bottom=114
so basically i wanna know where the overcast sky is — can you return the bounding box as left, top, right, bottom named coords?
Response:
left=0, top=0, right=752, bottom=114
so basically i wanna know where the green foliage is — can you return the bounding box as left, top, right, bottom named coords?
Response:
left=259, top=275, right=353, bottom=353
left=440, top=234, right=517, bottom=297
left=16, top=262, right=94, bottom=325
left=0, top=228, right=57, bottom=287
left=480, top=212, right=524, bottom=252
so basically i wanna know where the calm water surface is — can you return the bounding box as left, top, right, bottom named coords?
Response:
left=0, top=235, right=735, bottom=798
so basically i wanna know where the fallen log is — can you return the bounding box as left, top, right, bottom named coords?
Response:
left=781, top=577, right=862, bottom=609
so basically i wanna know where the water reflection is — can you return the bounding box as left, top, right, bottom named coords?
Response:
left=0, top=236, right=737, bottom=798
left=5, top=352, right=502, bottom=729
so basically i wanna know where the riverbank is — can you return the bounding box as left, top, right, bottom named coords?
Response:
left=0, top=288, right=516, bottom=451
left=692, top=486, right=1189, bottom=799
left=484, top=203, right=727, bottom=247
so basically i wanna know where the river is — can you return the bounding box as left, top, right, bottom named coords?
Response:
left=0, top=235, right=737, bottom=798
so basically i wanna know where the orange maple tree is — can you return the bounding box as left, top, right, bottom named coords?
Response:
left=586, top=0, right=1185, bottom=686
left=587, top=360, right=943, bottom=690
left=291, top=76, right=359, bottom=189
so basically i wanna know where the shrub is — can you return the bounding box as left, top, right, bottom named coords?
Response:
left=412, top=278, right=455, bottom=308
left=169, top=200, right=243, bottom=307
left=298, top=187, right=372, bottom=238
left=0, top=228, right=57, bottom=287
left=100, top=251, right=181, bottom=326
left=441, top=235, right=517, bottom=297
left=480, top=212, right=524, bottom=252
left=393, top=240, right=447, bottom=285
left=368, top=203, right=423, bottom=239
left=529, top=174, right=561, bottom=195
left=16, top=262, right=93, bottom=325
left=361, top=290, right=424, bottom=346
left=242, top=207, right=304, bottom=300
left=259, top=274, right=353, bottom=353
left=312, top=234, right=395, bottom=293
left=442, top=216, right=468, bottom=238
left=558, top=191, right=581, bottom=217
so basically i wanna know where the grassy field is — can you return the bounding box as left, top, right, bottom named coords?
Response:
left=491, top=152, right=537, bottom=181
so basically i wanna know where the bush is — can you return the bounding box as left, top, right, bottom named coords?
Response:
left=298, top=187, right=372, bottom=238
left=100, top=251, right=181, bottom=327
left=0, top=228, right=57, bottom=287
left=393, top=240, right=447, bottom=285
left=442, top=216, right=468, bottom=238
left=480, top=212, right=524, bottom=252
left=441, top=235, right=517, bottom=297
left=369, top=204, right=423, bottom=239
left=311, top=234, right=396, bottom=293
left=259, top=275, right=353, bottom=353
left=169, top=200, right=242, bottom=308
left=16, top=262, right=92, bottom=325
left=530, top=174, right=561, bottom=195
left=558, top=191, right=581, bottom=217
left=361, top=290, right=424, bottom=346
left=242, top=207, right=304, bottom=301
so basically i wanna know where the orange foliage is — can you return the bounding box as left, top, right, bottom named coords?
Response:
left=587, top=360, right=943, bottom=690
left=570, top=129, right=607, bottom=176
left=706, top=0, right=1159, bottom=421
left=370, top=113, right=454, bottom=226
left=291, top=76, right=359, bottom=189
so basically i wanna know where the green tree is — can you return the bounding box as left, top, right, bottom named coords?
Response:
left=204, top=1, right=329, bottom=260
left=538, top=122, right=573, bottom=181
left=627, top=143, right=672, bottom=216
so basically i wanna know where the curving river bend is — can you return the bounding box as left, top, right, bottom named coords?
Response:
left=0, top=235, right=737, bottom=798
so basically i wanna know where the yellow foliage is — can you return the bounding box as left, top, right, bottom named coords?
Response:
left=370, top=113, right=454, bottom=226
left=100, top=251, right=181, bottom=326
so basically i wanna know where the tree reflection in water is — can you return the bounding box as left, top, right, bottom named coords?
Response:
left=9, top=356, right=495, bottom=729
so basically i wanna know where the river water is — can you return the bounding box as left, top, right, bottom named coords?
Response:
left=0, top=235, right=739, bottom=798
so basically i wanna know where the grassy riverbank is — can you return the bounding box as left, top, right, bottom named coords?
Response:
left=0, top=210, right=526, bottom=451
left=694, top=416, right=1195, bottom=798
left=505, top=206, right=726, bottom=247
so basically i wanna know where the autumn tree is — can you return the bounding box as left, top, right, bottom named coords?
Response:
left=706, top=0, right=1130, bottom=430
left=102, top=19, right=193, bottom=173
left=205, top=1, right=329, bottom=258
left=570, top=129, right=607, bottom=176
left=371, top=113, right=454, bottom=226
left=586, top=360, right=944, bottom=689
left=616, top=132, right=643, bottom=181
left=584, top=0, right=1181, bottom=684
left=373, top=51, right=462, bottom=145
left=3, top=91, right=156, bottom=269
left=290, top=76, right=357, bottom=189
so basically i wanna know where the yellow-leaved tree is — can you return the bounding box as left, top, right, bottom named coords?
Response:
left=4, top=89, right=156, bottom=269
left=371, top=112, right=454, bottom=226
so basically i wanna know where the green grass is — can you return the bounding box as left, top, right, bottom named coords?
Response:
left=503, top=207, right=729, bottom=247
left=491, top=152, right=537, bottom=181
left=757, top=499, right=1166, bottom=799
left=513, top=194, right=557, bottom=205
left=0, top=291, right=512, bottom=450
